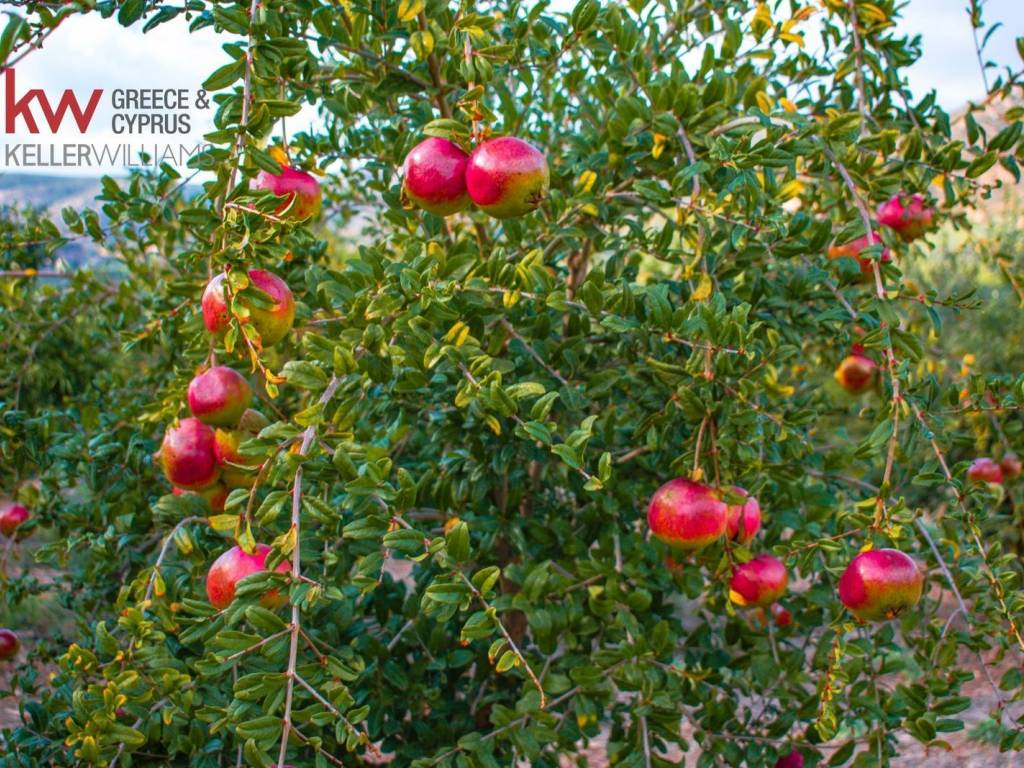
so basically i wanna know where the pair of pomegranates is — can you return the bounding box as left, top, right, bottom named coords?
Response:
left=828, top=193, right=935, bottom=279
left=402, top=135, right=550, bottom=220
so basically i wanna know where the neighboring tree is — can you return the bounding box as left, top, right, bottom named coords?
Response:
left=1, top=1, right=1024, bottom=766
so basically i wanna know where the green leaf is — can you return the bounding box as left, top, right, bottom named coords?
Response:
left=203, top=57, right=247, bottom=91
left=445, top=521, right=471, bottom=562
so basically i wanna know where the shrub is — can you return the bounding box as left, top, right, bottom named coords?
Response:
left=1, top=1, right=1023, bottom=766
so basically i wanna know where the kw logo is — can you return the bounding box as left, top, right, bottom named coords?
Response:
left=2, top=69, right=103, bottom=134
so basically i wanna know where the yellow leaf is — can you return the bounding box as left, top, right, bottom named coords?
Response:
left=751, top=2, right=773, bottom=41
left=859, top=3, right=888, bottom=23
left=780, top=97, right=798, bottom=112
left=485, top=414, right=501, bottom=435
left=729, top=589, right=749, bottom=606
left=268, top=145, right=289, bottom=166
left=397, top=0, right=424, bottom=23
left=692, top=272, right=713, bottom=301
left=859, top=540, right=874, bottom=553
left=779, top=32, right=804, bottom=47
left=651, top=133, right=667, bottom=159
left=755, top=91, right=775, bottom=113
left=208, top=514, right=239, bottom=535
left=777, top=179, right=805, bottom=201
left=443, top=320, right=466, bottom=344
left=410, top=30, right=434, bottom=60
left=576, top=169, right=597, bottom=193
left=238, top=519, right=256, bottom=553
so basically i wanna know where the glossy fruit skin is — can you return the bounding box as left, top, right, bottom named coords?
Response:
left=967, top=457, right=1003, bottom=484
left=725, top=486, right=761, bottom=543
left=159, top=417, right=221, bottom=491
left=834, top=353, right=877, bottom=394
left=187, top=366, right=252, bottom=427
left=1000, top=454, right=1022, bottom=480
left=465, top=137, right=549, bottom=219
left=205, top=544, right=289, bottom=610
left=828, top=233, right=892, bottom=280
left=730, top=555, right=788, bottom=608
left=251, top=166, right=322, bottom=220
left=214, top=409, right=270, bottom=489
left=202, top=270, right=296, bottom=347
left=775, top=749, right=804, bottom=768
left=877, top=193, right=933, bottom=241
left=647, top=477, right=727, bottom=551
left=0, top=501, right=29, bottom=538
left=0, top=629, right=18, bottom=661
left=838, top=548, right=923, bottom=622
left=173, top=483, right=228, bottom=513
left=402, top=137, right=471, bottom=216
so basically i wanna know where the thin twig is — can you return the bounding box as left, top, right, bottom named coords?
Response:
left=276, top=376, right=342, bottom=767
left=499, top=318, right=569, bottom=386
left=914, top=517, right=1005, bottom=713
left=457, top=570, right=546, bottom=708
left=910, top=402, right=1024, bottom=653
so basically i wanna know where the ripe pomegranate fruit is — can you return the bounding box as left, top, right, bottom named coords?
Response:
left=0, top=629, right=18, bottom=661
left=202, top=270, right=296, bottom=348
left=206, top=544, right=290, bottom=610
left=214, top=409, right=271, bottom=489
left=775, top=749, right=804, bottom=768
left=877, top=193, right=934, bottom=242
left=827, top=233, right=892, bottom=280
left=402, top=137, right=471, bottom=216
left=729, top=555, right=788, bottom=607
left=465, top=136, right=549, bottom=219
left=0, top=501, right=29, bottom=538
left=1000, top=453, right=1022, bottom=480
left=251, top=165, right=322, bottom=220
left=187, top=366, right=252, bottom=427
left=647, top=478, right=727, bottom=551
left=838, top=548, right=923, bottom=621
left=771, top=603, right=793, bottom=628
left=834, top=352, right=877, bottom=394
left=158, top=417, right=221, bottom=491
left=967, top=457, right=1003, bottom=485
left=724, top=486, right=761, bottom=543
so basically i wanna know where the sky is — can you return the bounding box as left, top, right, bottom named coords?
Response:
left=1, top=0, right=1020, bottom=177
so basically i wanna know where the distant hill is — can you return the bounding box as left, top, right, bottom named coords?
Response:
left=0, top=173, right=103, bottom=211
left=0, top=173, right=109, bottom=269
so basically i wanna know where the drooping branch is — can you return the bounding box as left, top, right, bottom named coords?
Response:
left=909, top=402, right=1024, bottom=654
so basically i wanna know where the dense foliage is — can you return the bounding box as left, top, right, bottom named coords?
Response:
left=2, top=1, right=1024, bottom=766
